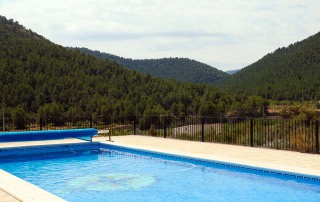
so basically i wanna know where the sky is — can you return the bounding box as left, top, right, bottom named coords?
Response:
left=1, top=0, right=320, bottom=71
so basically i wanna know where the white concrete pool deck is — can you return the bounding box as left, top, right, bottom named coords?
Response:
left=1, top=135, right=320, bottom=201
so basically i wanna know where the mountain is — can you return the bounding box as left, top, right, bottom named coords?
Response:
left=225, top=69, right=240, bottom=75
left=216, top=32, right=320, bottom=100
left=0, top=15, right=233, bottom=118
left=73, top=47, right=228, bottom=85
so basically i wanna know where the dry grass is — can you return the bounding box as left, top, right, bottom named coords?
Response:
left=291, top=133, right=313, bottom=153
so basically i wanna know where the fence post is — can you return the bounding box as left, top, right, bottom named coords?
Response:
left=2, top=111, right=5, bottom=131
left=201, top=116, right=205, bottom=142
left=316, top=120, right=319, bottom=154
left=164, top=116, right=167, bottom=138
left=90, top=117, right=93, bottom=128
left=40, top=117, right=43, bottom=130
left=250, top=118, right=254, bottom=147
left=133, top=116, right=136, bottom=135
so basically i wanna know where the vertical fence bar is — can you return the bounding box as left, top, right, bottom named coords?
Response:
left=315, top=120, right=319, bottom=154
left=304, top=120, right=307, bottom=152
left=250, top=118, right=253, bottom=147
left=294, top=120, right=297, bottom=150
left=89, top=117, right=93, bottom=128
left=164, top=116, right=167, bottom=138
left=2, top=115, right=5, bottom=132
left=133, top=116, right=136, bottom=135
left=288, top=120, right=291, bottom=150
left=40, top=117, right=43, bottom=130
left=201, top=116, right=205, bottom=142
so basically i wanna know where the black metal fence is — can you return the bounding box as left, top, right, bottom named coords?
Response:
left=1, top=115, right=319, bottom=154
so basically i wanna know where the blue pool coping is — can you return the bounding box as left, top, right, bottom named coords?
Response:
left=0, top=128, right=98, bottom=142
left=1, top=142, right=320, bottom=183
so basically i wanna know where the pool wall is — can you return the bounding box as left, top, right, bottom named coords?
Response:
left=101, top=143, right=320, bottom=182
left=1, top=141, right=320, bottom=182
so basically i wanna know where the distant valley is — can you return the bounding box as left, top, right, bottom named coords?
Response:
left=225, top=69, right=241, bottom=75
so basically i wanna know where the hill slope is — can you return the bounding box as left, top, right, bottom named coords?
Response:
left=216, top=32, right=320, bottom=100
left=74, top=47, right=228, bottom=85
left=0, top=15, right=233, bottom=118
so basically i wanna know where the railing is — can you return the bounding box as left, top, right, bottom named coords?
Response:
left=0, top=115, right=319, bottom=154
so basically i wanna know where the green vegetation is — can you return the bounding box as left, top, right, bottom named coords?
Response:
left=2, top=15, right=263, bottom=119
left=74, top=47, right=228, bottom=85
left=227, top=96, right=269, bottom=118
left=216, top=32, right=320, bottom=100
left=279, top=103, right=317, bottom=120
left=12, top=106, right=26, bottom=129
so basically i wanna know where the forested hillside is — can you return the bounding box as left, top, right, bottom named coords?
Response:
left=1, top=15, right=246, bottom=119
left=216, top=32, right=320, bottom=100
left=74, top=47, right=228, bottom=85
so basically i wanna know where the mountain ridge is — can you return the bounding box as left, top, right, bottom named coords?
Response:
left=73, top=47, right=228, bottom=85
left=216, top=32, right=320, bottom=100
left=0, top=15, right=233, bottom=118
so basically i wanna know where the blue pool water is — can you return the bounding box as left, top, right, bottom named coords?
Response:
left=1, top=143, right=320, bottom=202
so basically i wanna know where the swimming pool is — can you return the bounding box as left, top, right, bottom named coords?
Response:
left=0, top=142, right=320, bottom=202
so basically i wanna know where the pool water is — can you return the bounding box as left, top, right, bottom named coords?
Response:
left=1, top=143, right=320, bottom=202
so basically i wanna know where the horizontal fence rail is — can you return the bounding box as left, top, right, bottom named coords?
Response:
left=0, top=115, right=319, bottom=154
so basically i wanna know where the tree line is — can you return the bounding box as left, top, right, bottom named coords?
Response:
left=0, top=15, right=269, bottom=125
left=74, top=47, right=228, bottom=85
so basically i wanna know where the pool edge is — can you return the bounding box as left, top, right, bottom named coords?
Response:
left=100, top=141, right=320, bottom=181
left=0, top=169, right=66, bottom=202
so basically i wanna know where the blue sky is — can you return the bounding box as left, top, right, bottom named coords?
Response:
left=1, top=0, right=319, bottom=71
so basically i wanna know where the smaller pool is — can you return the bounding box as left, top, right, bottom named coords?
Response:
left=0, top=142, right=320, bottom=202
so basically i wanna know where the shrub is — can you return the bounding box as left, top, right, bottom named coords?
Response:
left=299, top=104, right=316, bottom=120
left=12, top=107, right=26, bottom=129
left=279, top=104, right=300, bottom=119
left=148, top=124, right=157, bottom=136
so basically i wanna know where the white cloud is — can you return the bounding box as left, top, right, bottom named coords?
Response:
left=1, top=0, right=320, bottom=71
